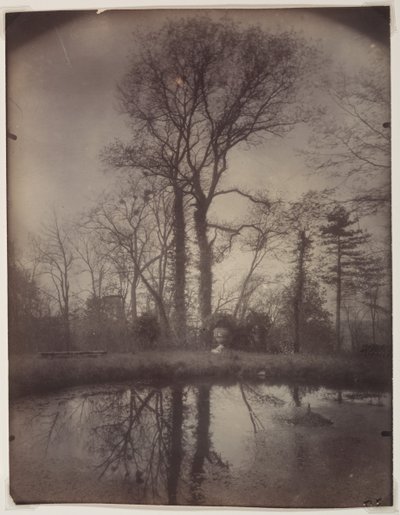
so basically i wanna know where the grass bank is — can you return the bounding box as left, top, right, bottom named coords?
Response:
left=9, top=350, right=391, bottom=399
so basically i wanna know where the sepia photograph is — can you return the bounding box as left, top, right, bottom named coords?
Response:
left=6, top=5, right=392, bottom=509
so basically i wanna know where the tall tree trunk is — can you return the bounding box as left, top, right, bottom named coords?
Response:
left=194, top=205, right=212, bottom=341
left=371, top=307, right=377, bottom=345
left=370, top=288, right=378, bottom=345
left=167, top=386, right=184, bottom=505
left=154, top=299, right=171, bottom=343
left=138, top=270, right=171, bottom=342
left=293, top=230, right=307, bottom=354
left=64, top=312, right=71, bottom=351
left=233, top=249, right=260, bottom=321
left=63, top=286, right=71, bottom=351
left=345, top=306, right=356, bottom=353
left=173, top=187, right=187, bottom=345
left=336, top=237, right=342, bottom=352
left=129, top=251, right=172, bottom=342
left=131, top=274, right=138, bottom=323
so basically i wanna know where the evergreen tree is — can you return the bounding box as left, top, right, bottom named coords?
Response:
left=281, top=278, right=334, bottom=354
left=320, top=205, right=369, bottom=351
left=292, top=229, right=313, bottom=353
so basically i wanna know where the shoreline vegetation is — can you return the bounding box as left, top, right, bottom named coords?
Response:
left=9, top=351, right=391, bottom=399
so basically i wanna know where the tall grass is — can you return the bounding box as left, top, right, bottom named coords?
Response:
left=9, top=350, right=391, bottom=399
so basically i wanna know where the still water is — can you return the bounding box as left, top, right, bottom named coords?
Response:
left=9, top=381, right=391, bottom=508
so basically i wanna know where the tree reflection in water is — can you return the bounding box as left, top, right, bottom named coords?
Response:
left=189, top=384, right=230, bottom=505
left=290, top=385, right=302, bottom=407
left=190, top=385, right=211, bottom=504
left=166, top=386, right=184, bottom=504
left=30, top=391, right=101, bottom=453
left=89, top=385, right=187, bottom=504
left=90, top=383, right=228, bottom=505
left=239, top=383, right=265, bottom=433
left=11, top=382, right=392, bottom=507
left=239, top=383, right=285, bottom=433
left=23, top=383, right=296, bottom=505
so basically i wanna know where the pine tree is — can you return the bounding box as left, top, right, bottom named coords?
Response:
left=292, top=229, right=313, bottom=353
left=281, top=277, right=334, bottom=354
left=320, top=205, right=369, bottom=351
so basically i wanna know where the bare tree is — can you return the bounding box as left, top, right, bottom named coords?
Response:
left=251, top=284, right=286, bottom=330
left=73, top=230, right=113, bottom=301
left=145, top=184, right=175, bottom=321
left=307, top=65, right=390, bottom=213
left=231, top=196, right=286, bottom=320
left=105, top=17, right=314, bottom=338
left=213, top=273, right=240, bottom=314
left=8, top=242, right=51, bottom=353
left=357, top=253, right=389, bottom=346
left=34, top=212, right=75, bottom=350
left=106, top=248, right=133, bottom=311
left=343, top=302, right=367, bottom=352
left=87, top=178, right=174, bottom=339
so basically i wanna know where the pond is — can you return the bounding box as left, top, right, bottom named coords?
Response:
left=9, top=380, right=392, bottom=508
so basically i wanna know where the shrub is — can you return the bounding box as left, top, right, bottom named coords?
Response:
left=206, top=312, right=237, bottom=332
left=132, top=313, right=160, bottom=349
left=231, top=310, right=274, bottom=352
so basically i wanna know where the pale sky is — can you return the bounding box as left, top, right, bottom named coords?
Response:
left=7, top=7, right=390, bottom=251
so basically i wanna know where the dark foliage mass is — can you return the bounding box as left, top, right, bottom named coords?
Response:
left=132, top=313, right=161, bottom=349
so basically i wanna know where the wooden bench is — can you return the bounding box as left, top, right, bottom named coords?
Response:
left=359, top=345, right=391, bottom=358
left=40, top=350, right=107, bottom=358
